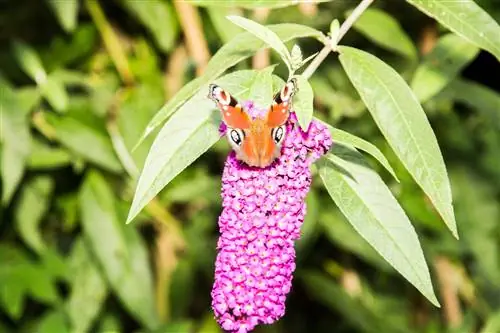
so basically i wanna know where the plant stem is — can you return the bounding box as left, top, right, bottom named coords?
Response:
left=302, top=0, right=375, bottom=79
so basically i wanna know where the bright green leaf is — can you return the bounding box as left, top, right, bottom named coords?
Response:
left=35, top=310, right=70, bottom=333
left=339, top=46, right=457, bottom=238
left=46, top=0, right=79, bottom=32
left=122, top=0, right=178, bottom=52
left=66, top=239, right=108, bottom=333
left=248, top=66, right=275, bottom=108
left=15, top=176, right=54, bottom=254
left=318, top=147, right=439, bottom=306
left=134, top=24, right=322, bottom=148
left=406, top=0, right=500, bottom=61
left=293, top=75, right=314, bottom=130
left=80, top=171, right=159, bottom=329
left=411, top=33, right=479, bottom=102
left=348, top=8, right=417, bottom=60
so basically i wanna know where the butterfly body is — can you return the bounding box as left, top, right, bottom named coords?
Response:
left=209, top=79, right=297, bottom=168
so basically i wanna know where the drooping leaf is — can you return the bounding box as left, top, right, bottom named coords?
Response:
left=80, top=171, right=159, bottom=329
left=348, top=8, right=417, bottom=60
left=134, top=24, right=322, bottom=148
left=15, top=176, right=54, bottom=254
left=46, top=0, right=79, bottom=32
left=121, top=0, right=178, bottom=52
left=293, top=75, right=314, bottom=130
left=227, top=15, right=293, bottom=71
left=318, top=147, right=439, bottom=306
left=45, top=113, right=122, bottom=172
left=66, top=239, right=108, bottom=333
left=316, top=118, right=398, bottom=181
left=406, top=0, right=500, bottom=61
left=339, top=46, right=457, bottom=238
left=411, top=33, right=479, bottom=102
left=128, top=69, right=275, bottom=223
left=189, top=0, right=332, bottom=8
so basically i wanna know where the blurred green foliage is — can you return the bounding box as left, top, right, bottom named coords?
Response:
left=1, top=1, right=500, bottom=333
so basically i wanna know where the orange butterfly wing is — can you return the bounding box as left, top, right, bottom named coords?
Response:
left=209, top=84, right=251, bottom=129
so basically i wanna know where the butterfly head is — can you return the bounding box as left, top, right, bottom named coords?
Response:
left=208, top=79, right=298, bottom=168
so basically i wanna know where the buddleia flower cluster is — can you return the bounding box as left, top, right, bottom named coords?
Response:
left=211, top=102, right=332, bottom=333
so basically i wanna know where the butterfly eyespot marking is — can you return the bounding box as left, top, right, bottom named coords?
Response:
left=271, top=125, right=286, bottom=144
left=229, top=129, right=244, bottom=146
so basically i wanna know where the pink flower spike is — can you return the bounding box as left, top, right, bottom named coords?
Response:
left=211, top=102, right=332, bottom=332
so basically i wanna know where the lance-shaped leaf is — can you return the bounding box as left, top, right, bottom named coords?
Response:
left=227, top=16, right=292, bottom=71
left=80, top=171, right=159, bottom=329
left=406, top=0, right=500, bottom=61
left=339, top=46, right=457, bottom=238
left=15, top=176, right=54, bottom=254
left=127, top=70, right=275, bottom=223
left=66, top=239, right=107, bottom=333
left=411, top=33, right=479, bottom=102
left=318, top=147, right=439, bottom=306
left=134, top=24, right=322, bottom=149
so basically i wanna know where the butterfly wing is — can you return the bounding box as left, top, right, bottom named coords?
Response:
left=208, top=84, right=251, bottom=129
left=265, top=78, right=298, bottom=127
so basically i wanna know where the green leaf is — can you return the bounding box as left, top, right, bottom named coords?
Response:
left=227, top=16, right=293, bottom=72
left=0, top=83, right=31, bottom=204
left=348, top=8, right=417, bottom=60
left=46, top=0, right=79, bottom=32
left=411, top=33, right=479, bottom=102
left=15, top=176, right=54, bottom=254
left=66, top=239, right=108, bottom=333
left=293, top=75, right=314, bottom=130
left=339, top=46, right=457, bottom=238
left=27, top=139, right=72, bottom=169
left=134, top=24, right=322, bottom=148
left=318, top=147, right=439, bottom=306
left=80, top=171, right=159, bottom=329
left=12, top=41, right=68, bottom=112
left=122, top=0, right=178, bottom=52
left=406, top=0, right=500, bottom=61
left=45, top=113, right=122, bottom=172
left=189, top=0, right=332, bottom=8
left=316, top=118, right=398, bottom=181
